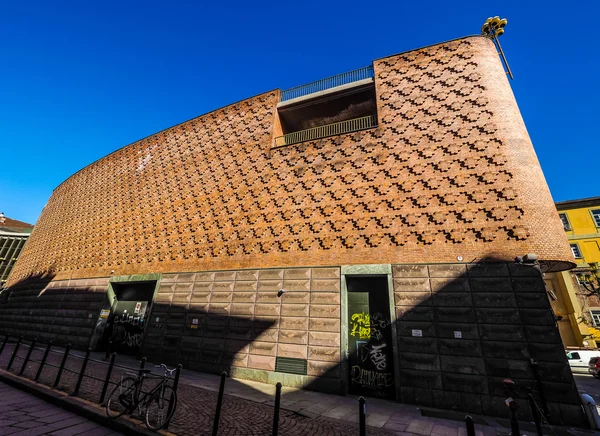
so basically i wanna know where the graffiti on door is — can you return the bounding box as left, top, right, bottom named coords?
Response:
left=351, top=365, right=394, bottom=388
left=112, top=301, right=148, bottom=354
left=360, top=342, right=388, bottom=370
left=350, top=312, right=390, bottom=340
left=347, top=278, right=395, bottom=399
left=350, top=312, right=371, bottom=339
left=114, top=313, right=144, bottom=326
left=349, top=311, right=394, bottom=397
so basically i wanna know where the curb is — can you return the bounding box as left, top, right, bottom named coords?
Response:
left=0, top=369, right=174, bottom=436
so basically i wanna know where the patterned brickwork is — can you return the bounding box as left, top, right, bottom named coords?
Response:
left=7, top=36, right=572, bottom=286
left=393, top=262, right=583, bottom=425
left=141, top=267, right=341, bottom=382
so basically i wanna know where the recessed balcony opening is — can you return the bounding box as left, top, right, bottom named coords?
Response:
left=275, top=66, right=378, bottom=147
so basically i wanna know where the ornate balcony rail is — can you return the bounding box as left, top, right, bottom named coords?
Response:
left=280, top=66, right=374, bottom=102
left=274, top=115, right=377, bottom=148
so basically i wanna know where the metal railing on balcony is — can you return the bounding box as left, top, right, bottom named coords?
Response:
left=280, top=66, right=374, bottom=102
left=274, top=115, right=377, bottom=148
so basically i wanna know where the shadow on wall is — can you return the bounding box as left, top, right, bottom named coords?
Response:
left=0, top=273, right=278, bottom=388
left=138, top=302, right=276, bottom=375
left=0, top=272, right=104, bottom=349
left=0, top=259, right=586, bottom=427
left=303, top=257, right=585, bottom=427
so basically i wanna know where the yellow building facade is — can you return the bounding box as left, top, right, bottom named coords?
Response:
left=557, top=198, right=600, bottom=266
left=553, top=197, right=600, bottom=348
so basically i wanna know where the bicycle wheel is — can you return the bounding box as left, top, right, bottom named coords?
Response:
left=145, top=384, right=177, bottom=431
left=106, top=377, right=137, bottom=418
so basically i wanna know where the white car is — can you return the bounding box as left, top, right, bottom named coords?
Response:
left=566, top=350, right=600, bottom=373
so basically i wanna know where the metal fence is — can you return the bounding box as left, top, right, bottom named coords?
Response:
left=274, top=115, right=377, bottom=148
left=280, top=66, right=374, bottom=102
left=0, top=334, right=509, bottom=435
left=0, top=334, right=181, bottom=430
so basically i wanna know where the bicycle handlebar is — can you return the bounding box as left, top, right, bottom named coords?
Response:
left=154, top=363, right=176, bottom=376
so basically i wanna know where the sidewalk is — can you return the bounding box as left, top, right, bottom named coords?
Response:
left=0, top=341, right=589, bottom=436
left=0, top=380, right=123, bottom=436
left=84, top=350, right=497, bottom=436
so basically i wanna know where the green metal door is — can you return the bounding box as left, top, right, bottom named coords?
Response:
left=347, top=276, right=394, bottom=399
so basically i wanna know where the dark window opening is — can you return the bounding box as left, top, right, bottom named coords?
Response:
left=559, top=213, right=571, bottom=231
left=112, top=281, right=156, bottom=301
left=275, top=84, right=377, bottom=147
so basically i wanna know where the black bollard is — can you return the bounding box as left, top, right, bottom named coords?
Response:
left=35, top=341, right=52, bottom=381
left=272, top=382, right=282, bottom=436
left=508, top=400, right=521, bottom=436
left=530, top=359, right=548, bottom=418
left=53, top=344, right=71, bottom=388
left=99, top=353, right=116, bottom=404
left=527, top=392, right=543, bottom=436
left=165, top=364, right=182, bottom=430
left=359, top=396, right=366, bottom=436
left=172, top=364, right=182, bottom=391
left=19, top=338, right=36, bottom=376
left=503, top=378, right=521, bottom=436
left=465, top=415, right=476, bottom=436
left=73, top=348, right=91, bottom=396
left=0, top=335, right=8, bottom=356
left=7, top=336, right=23, bottom=371
left=104, top=340, right=112, bottom=360
left=138, top=356, right=147, bottom=377
left=212, top=371, right=227, bottom=436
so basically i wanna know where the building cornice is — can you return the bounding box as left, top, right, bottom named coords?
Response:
left=556, top=197, right=600, bottom=211
left=0, top=231, right=31, bottom=237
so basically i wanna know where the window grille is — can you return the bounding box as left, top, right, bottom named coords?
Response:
left=591, top=310, right=600, bottom=327
left=591, top=209, right=600, bottom=227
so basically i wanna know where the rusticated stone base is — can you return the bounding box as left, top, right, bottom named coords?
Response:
left=0, top=261, right=585, bottom=426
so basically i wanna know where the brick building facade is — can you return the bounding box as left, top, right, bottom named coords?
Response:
left=0, top=36, right=583, bottom=424
left=0, top=215, right=34, bottom=289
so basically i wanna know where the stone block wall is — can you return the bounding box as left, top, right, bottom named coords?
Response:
left=0, top=277, right=108, bottom=348
left=140, top=267, right=342, bottom=387
left=0, top=261, right=585, bottom=425
left=393, top=262, right=583, bottom=426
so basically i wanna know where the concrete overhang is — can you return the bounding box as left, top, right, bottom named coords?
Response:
left=277, top=78, right=374, bottom=109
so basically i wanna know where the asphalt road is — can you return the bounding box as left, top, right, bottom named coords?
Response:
left=574, top=373, right=600, bottom=404
left=0, top=381, right=122, bottom=436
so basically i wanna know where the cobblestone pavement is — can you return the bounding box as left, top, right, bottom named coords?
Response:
left=0, top=381, right=122, bottom=436
left=0, top=342, right=495, bottom=436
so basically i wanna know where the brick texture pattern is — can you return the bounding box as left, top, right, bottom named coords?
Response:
left=7, top=36, right=572, bottom=286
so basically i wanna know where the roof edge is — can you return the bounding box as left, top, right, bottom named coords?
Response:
left=372, top=34, right=491, bottom=63
left=52, top=88, right=281, bottom=193
left=556, top=196, right=600, bottom=211
left=50, top=34, right=493, bottom=196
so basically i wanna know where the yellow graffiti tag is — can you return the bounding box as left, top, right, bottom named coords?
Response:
left=350, top=312, right=371, bottom=339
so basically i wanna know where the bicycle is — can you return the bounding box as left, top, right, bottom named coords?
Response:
left=106, top=363, right=178, bottom=431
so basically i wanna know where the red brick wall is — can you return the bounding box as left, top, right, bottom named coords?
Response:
left=8, top=36, right=572, bottom=285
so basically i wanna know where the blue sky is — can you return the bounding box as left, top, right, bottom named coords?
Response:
left=0, top=1, right=597, bottom=224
